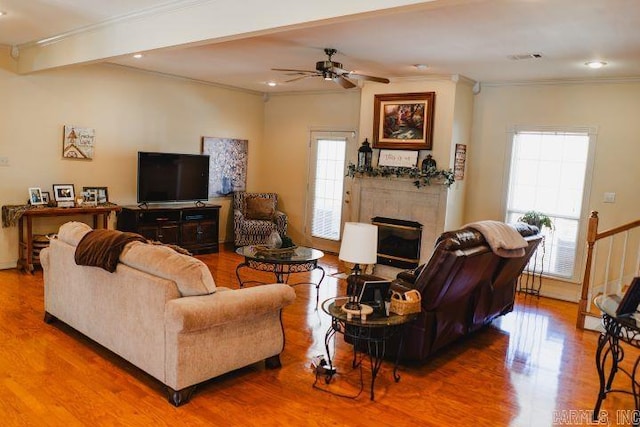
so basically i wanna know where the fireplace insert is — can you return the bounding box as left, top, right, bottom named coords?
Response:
left=371, top=217, right=422, bottom=269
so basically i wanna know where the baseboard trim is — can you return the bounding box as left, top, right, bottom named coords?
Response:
left=0, top=261, right=17, bottom=270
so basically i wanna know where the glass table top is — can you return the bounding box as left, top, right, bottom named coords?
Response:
left=321, top=297, right=418, bottom=327
left=235, top=245, right=324, bottom=263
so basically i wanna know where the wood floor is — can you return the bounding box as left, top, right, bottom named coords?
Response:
left=0, top=244, right=637, bottom=426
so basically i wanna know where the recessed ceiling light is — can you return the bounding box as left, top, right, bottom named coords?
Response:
left=414, top=64, right=429, bottom=70
left=585, top=60, right=607, bottom=69
left=0, top=11, right=7, bottom=16
left=133, top=53, right=143, bottom=59
left=267, top=81, right=277, bottom=87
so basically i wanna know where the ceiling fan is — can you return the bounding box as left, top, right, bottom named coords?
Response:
left=272, top=48, right=390, bottom=89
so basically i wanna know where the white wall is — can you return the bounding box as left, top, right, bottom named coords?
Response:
left=445, top=78, right=474, bottom=230
left=467, top=80, right=640, bottom=300
left=261, top=90, right=361, bottom=245
left=0, top=50, right=264, bottom=268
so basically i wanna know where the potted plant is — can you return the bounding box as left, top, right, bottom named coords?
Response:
left=518, top=210, right=554, bottom=231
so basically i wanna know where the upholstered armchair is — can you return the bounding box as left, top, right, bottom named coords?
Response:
left=233, top=192, right=287, bottom=247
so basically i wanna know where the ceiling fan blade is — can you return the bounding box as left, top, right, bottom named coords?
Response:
left=346, top=72, right=390, bottom=84
left=330, top=65, right=349, bottom=74
left=285, top=75, right=317, bottom=83
left=334, top=75, right=357, bottom=89
left=272, top=68, right=317, bottom=74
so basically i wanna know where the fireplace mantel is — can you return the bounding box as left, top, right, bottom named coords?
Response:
left=348, top=176, right=449, bottom=273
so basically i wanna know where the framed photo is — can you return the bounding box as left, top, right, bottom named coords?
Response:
left=28, top=187, right=45, bottom=205
left=41, top=191, right=50, bottom=204
left=52, top=184, right=75, bottom=202
left=378, top=149, right=419, bottom=168
left=83, top=186, right=108, bottom=204
left=82, top=189, right=98, bottom=206
left=373, top=92, right=435, bottom=150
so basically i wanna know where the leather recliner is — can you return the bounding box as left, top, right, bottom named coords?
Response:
left=391, top=223, right=542, bottom=363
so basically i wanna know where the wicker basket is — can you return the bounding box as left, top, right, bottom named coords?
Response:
left=389, top=289, right=422, bottom=315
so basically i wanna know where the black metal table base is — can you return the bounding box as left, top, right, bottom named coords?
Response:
left=518, top=237, right=545, bottom=297
left=593, top=314, right=640, bottom=425
left=323, top=317, right=405, bottom=400
left=236, top=259, right=325, bottom=308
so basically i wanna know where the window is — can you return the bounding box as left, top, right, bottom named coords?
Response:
left=310, top=138, right=346, bottom=241
left=505, top=129, right=595, bottom=280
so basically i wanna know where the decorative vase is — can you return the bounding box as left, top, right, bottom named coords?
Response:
left=266, top=231, right=282, bottom=249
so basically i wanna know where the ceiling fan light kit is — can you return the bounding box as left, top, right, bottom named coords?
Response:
left=273, top=48, right=389, bottom=89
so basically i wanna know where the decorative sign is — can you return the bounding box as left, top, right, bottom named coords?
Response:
left=378, top=149, right=419, bottom=168
left=454, top=143, right=466, bottom=180
left=63, top=125, right=95, bottom=160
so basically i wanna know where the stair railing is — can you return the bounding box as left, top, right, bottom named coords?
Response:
left=577, top=211, right=640, bottom=329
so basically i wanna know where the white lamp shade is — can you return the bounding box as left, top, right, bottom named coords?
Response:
left=339, top=222, right=378, bottom=265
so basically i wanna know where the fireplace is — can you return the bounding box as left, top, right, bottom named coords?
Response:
left=372, top=217, right=423, bottom=269
left=348, top=175, right=449, bottom=277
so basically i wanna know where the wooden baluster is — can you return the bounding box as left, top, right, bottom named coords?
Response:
left=618, top=231, right=629, bottom=294
left=603, top=238, right=613, bottom=295
left=577, top=211, right=599, bottom=329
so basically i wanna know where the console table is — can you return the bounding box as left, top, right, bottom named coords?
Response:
left=14, top=205, right=121, bottom=273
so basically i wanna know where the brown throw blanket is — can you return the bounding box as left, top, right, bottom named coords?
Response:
left=75, top=229, right=147, bottom=272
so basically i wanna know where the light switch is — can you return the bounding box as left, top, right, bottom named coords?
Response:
left=0, top=157, right=9, bottom=167
left=603, top=192, right=616, bottom=203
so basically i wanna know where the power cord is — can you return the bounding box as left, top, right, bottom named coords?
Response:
left=311, top=352, right=365, bottom=399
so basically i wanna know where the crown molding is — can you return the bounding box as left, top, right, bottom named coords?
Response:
left=481, top=76, right=640, bottom=87
left=17, top=0, right=212, bottom=49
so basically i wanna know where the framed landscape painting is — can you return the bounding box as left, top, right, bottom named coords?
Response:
left=373, top=92, right=435, bottom=150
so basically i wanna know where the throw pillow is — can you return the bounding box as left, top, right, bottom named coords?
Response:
left=245, top=196, right=276, bottom=220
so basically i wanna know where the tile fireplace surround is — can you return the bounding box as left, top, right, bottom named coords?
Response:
left=348, top=176, right=448, bottom=278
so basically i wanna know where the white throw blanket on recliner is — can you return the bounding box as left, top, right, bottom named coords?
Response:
left=465, top=220, right=527, bottom=258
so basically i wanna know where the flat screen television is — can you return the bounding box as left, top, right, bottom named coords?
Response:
left=137, top=151, right=210, bottom=203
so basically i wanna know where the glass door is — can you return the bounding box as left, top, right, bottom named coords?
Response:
left=306, top=131, right=355, bottom=252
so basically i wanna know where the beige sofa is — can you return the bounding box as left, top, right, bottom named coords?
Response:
left=40, top=222, right=296, bottom=405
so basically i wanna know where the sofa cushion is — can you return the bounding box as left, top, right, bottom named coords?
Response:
left=57, top=221, right=92, bottom=246
left=245, top=197, right=275, bottom=220
left=120, top=241, right=216, bottom=296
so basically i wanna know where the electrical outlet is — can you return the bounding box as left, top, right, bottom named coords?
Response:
left=603, top=192, right=616, bottom=203
left=0, top=157, right=9, bottom=167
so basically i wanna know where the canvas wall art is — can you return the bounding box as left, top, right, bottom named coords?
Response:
left=202, top=137, right=248, bottom=197
left=63, top=125, right=95, bottom=159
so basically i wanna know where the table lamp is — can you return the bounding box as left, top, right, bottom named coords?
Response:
left=339, top=222, right=378, bottom=311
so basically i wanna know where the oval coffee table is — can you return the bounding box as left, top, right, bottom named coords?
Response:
left=235, top=245, right=325, bottom=307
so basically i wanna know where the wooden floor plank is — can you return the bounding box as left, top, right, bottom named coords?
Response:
left=0, top=244, right=636, bottom=426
